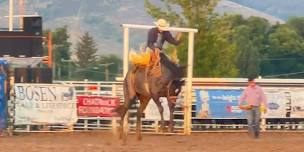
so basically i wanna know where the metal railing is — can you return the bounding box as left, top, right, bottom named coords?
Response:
left=9, top=79, right=304, bottom=134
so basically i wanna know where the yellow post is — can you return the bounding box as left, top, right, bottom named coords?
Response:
left=123, top=27, right=129, bottom=77
left=184, top=32, right=194, bottom=135
left=9, top=0, right=14, bottom=31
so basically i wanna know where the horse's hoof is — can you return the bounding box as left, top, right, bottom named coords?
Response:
left=122, top=138, right=127, bottom=145
left=119, top=133, right=123, bottom=140
left=159, top=127, right=166, bottom=133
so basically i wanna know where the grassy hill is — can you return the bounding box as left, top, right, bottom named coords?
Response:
left=231, top=0, right=304, bottom=20
left=0, top=0, right=303, bottom=57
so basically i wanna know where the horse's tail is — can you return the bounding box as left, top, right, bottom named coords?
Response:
left=113, top=70, right=137, bottom=117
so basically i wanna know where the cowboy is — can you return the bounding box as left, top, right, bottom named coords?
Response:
left=147, top=19, right=182, bottom=66
left=239, top=77, right=268, bottom=139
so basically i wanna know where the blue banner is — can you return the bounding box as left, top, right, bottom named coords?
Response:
left=195, top=89, right=245, bottom=118
left=0, top=60, right=7, bottom=130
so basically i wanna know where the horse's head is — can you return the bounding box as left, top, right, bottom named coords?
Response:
left=160, top=53, right=186, bottom=79
left=168, top=79, right=185, bottom=102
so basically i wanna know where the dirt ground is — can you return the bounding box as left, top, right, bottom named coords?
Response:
left=0, top=131, right=304, bottom=152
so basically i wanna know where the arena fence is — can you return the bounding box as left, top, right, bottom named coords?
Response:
left=8, top=78, right=304, bottom=134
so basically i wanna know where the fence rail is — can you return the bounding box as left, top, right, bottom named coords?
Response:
left=8, top=79, right=304, bottom=134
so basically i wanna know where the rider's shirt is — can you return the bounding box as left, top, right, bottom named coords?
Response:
left=147, top=27, right=180, bottom=51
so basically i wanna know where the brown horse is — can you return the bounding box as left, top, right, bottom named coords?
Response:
left=115, top=53, right=185, bottom=141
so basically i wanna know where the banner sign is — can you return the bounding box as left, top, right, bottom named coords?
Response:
left=195, top=89, right=288, bottom=119
left=0, top=73, right=6, bottom=130
left=77, top=96, right=120, bottom=117
left=264, top=90, right=287, bottom=118
left=290, top=91, right=304, bottom=118
left=14, top=84, right=77, bottom=125
left=195, top=89, right=245, bottom=119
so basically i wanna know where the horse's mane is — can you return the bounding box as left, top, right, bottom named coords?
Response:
left=159, top=53, right=184, bottom=79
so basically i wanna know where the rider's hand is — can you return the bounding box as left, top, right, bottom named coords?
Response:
left=176, top=32, right=183, bottom=41
left=264, top=108, right=267, bottom=113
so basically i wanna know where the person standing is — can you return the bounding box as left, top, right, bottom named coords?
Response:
left=239, top=77, right=267, bottom=138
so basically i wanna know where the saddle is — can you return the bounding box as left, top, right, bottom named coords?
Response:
left=129, top=49, right=161, bottom=77
left=149, top=50, right=161, bottom=77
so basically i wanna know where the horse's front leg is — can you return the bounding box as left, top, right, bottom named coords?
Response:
left=168, top=99, right=176, bottom=133
left=137, top=95, right=150, bottom=141
left=154, top=98, right=165, bottom=133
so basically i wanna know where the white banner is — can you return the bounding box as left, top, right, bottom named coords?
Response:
left=264, top=90, right=287, bottom=118
left=14, top=83, right=78, bottom=125
left=290, top=91, right=304, bottom=118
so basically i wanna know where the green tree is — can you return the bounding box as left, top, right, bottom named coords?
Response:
left=74, top=32, right=99, bottom=80
left=260, top=25, right=304, bottom=77
left=234, top=25, right=260, bottom=77
left=145, top=0, right=240, bottom=77
left=43, top=26, right=71, bottom=80
left=287, top=17, right=304, bottom=38
left=75, top=32, right=98, bottom=68
left=98, top=54, right=123, bottom=81
left=195, top=14, right=239, bottom=77
left=233, top=17, right=271, bottom=78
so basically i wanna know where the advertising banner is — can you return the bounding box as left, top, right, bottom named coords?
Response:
left=290, top=91, right=304, bottom=118
left=0, top=72, right=7, bottom=130
left=195, top=89, right=245, bottom=119
left=264, top=90, right=287, bottom=118
left=14, top=84, right=77, bottom=125
left=77, top=95, right=120, bottom=117
left=195, top=89, right=288, bottom=119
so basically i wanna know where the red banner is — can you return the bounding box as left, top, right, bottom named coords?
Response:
left=77, top=96, right=120, bottom=117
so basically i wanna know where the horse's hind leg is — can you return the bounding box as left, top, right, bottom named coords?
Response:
left=120, top=75, right=136, bottom=141
left=119, top=103, right=129, bottom=140
left=119, top=95, right=136, bottom=140
left=136, top=95, right=150, bottom=141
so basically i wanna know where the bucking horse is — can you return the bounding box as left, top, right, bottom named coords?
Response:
left=115, top=53, right=185, bottom=141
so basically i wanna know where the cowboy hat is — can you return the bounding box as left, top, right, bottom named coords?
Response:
left=154, top=19, right=170, bottom=31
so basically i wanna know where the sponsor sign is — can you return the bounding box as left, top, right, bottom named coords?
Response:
left=264, top=90, right=287, bottom=118
left=0, top=73, right=6, bottom=130
left=290, top=91, right=304, bottom=118
left=195, top=89, right=245, bottom=118
left=195, top=89, right=287, bottom=118
left=14, top=84, right=77, bottom=125
left=77, top=96, right=120, bottom=117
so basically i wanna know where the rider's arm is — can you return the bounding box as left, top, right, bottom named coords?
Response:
left=164, top=31, right=180, bottom=46
left=147, top=28, right=157, bottom=50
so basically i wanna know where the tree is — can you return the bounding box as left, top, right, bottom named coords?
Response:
left=233, top=17, right=271, bottom=78
left=98, top=54, right=123, bottom=81
left=194, top=14, right=239, bottom=77
left=287, top=17, right=304, bottom=38
left=234, top=25, right=260, bottom=78
left=260, top=25, right=304, bottom=77
left=145, top=0, right=240, bottom=77
left=44, top=26, right=72, bottom=80
left=74, top=32, right=99, bottom=80
left=75, top=32, right=98, bottom=68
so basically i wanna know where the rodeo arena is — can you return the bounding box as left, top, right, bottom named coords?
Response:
left=1, top=3, right=304, bottom=152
